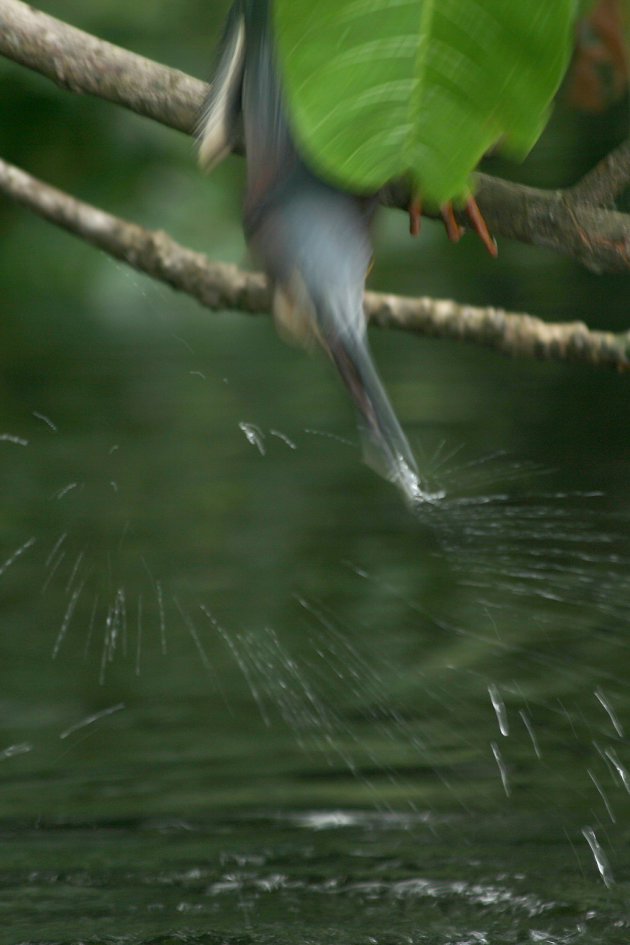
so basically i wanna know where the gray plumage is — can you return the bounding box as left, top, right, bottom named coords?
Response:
left=199, top=0, right=420, bottom=499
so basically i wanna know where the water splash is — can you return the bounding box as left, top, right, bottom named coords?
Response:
left=157, top=580, right=167, bottom=655
left=45, top=532, right=67, bottom=568
left=491, top=741, right=510, bottom=797
left=304, top=427, right=353, bottom=446
left=52, top=580, right=86, bottom=658
left=0, top=742, right=33, bottom=761
left=32, top=411, right=57, bottom=432
left=519, top=710, right=542, bottom=760
left=7, top=403, right=630, bottom=876
left=581, top=826, right=614, bottom=888
left=59, top=702, right=125, bottom=740
left=594, top=688, right=624, bottom=738
left=0, top=537, right=36, bottom=580
left=54, top=482, right=79, bottom=501
left=135, top=594, right=143, bottom=676
left=202, top=606, right=270, bottom=726
left=602, top=747, right=630, bottom=793
left=488, top=684, right=509, bottom=737
left=65, top=549, right=86, bottom=593
left=84, top=594, right=99, bottom=659
left=587, top=768, right=616, bottom=823
left=99, top=588, right=128, bottom=683
left=239, top=422, right=266, bottom=455
left=0, top=433, right=28, bottom=446
left=174, top=597, right=213, bottom=674
left=269, top=429, right=297, bottom=449
left=390, top=453, right=446, bottom=505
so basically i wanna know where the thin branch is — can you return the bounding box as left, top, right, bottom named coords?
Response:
left=2, top=155, right=628, bottom=371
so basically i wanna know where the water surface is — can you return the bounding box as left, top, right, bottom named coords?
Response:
left=1, top=302, right=629, bottom=943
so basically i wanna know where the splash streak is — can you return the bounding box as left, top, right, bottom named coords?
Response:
left=488, top=683, right=509, bottom=736
left=491, top=741, right=510, bottom=797
left=587, top=768, right=616, bottom=823
left=0, top=742, right=33, bottom=761
left=65, top=549, right=86, bottom=594
left=45, top=532, right=67, bottom=568
left=33, top=411, right=57, bottom=431
left=174, top=597, right=212, bottom=671
left=59, top=702, right=125, bottom=740
left=52, top=580, right=85, bottom=658
left=157, top=580, right=167, bottom=654
left=603, top=747, right=630, bottom=793
left=84, top=594, right=99, bottom=659
left=0, top=537, right=36, bottom=580
left=135, top=594, right=143, bottom=676
left=582, top=826, right=614, bottom=888
left=519, top=710, right=542, bottom=760
left=202, top=605, right=270, bottom=726
left=594, top=688, right=624, bottom=738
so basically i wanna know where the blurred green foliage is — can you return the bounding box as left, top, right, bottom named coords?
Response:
left=274, top=0, right=575, bottom=204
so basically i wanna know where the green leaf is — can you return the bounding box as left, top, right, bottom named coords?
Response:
left=273, top=0, right=577, bottom=205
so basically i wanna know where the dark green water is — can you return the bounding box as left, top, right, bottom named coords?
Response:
left=1, top=289, right=630, bottom=942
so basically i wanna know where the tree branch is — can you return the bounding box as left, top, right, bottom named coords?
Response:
left=0, top=157, right=268, bottom=315
left=365, top=289, right=630, bottom=369
left=2, top=155, right=628, bottom=371
left=2, top=0, right=630, bottom=274
left=382, top=168, right=630, bottom=274
left=0, top=0, right=205, bottom=133
left=568, top=138, right=630, bottom=206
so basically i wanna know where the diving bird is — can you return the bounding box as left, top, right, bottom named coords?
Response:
left=198, top=0, right=421, bottom=501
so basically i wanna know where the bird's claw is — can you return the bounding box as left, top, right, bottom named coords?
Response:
left=440, top=202, right=464, bottom=244
left=439, top=196, right=498, bottom=257
left=464, top=195, right=498, bottom=257
left=408, top=197, right=422, bottom=236
left=409, top=193, right=497, bottom=256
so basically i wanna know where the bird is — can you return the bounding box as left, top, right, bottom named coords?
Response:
left=198, top=0, right=422, bottom=502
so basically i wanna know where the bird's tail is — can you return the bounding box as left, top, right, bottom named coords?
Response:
left=325, top=330, right=421, bottom=502
left=197, top=1, right=246, bottom=172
